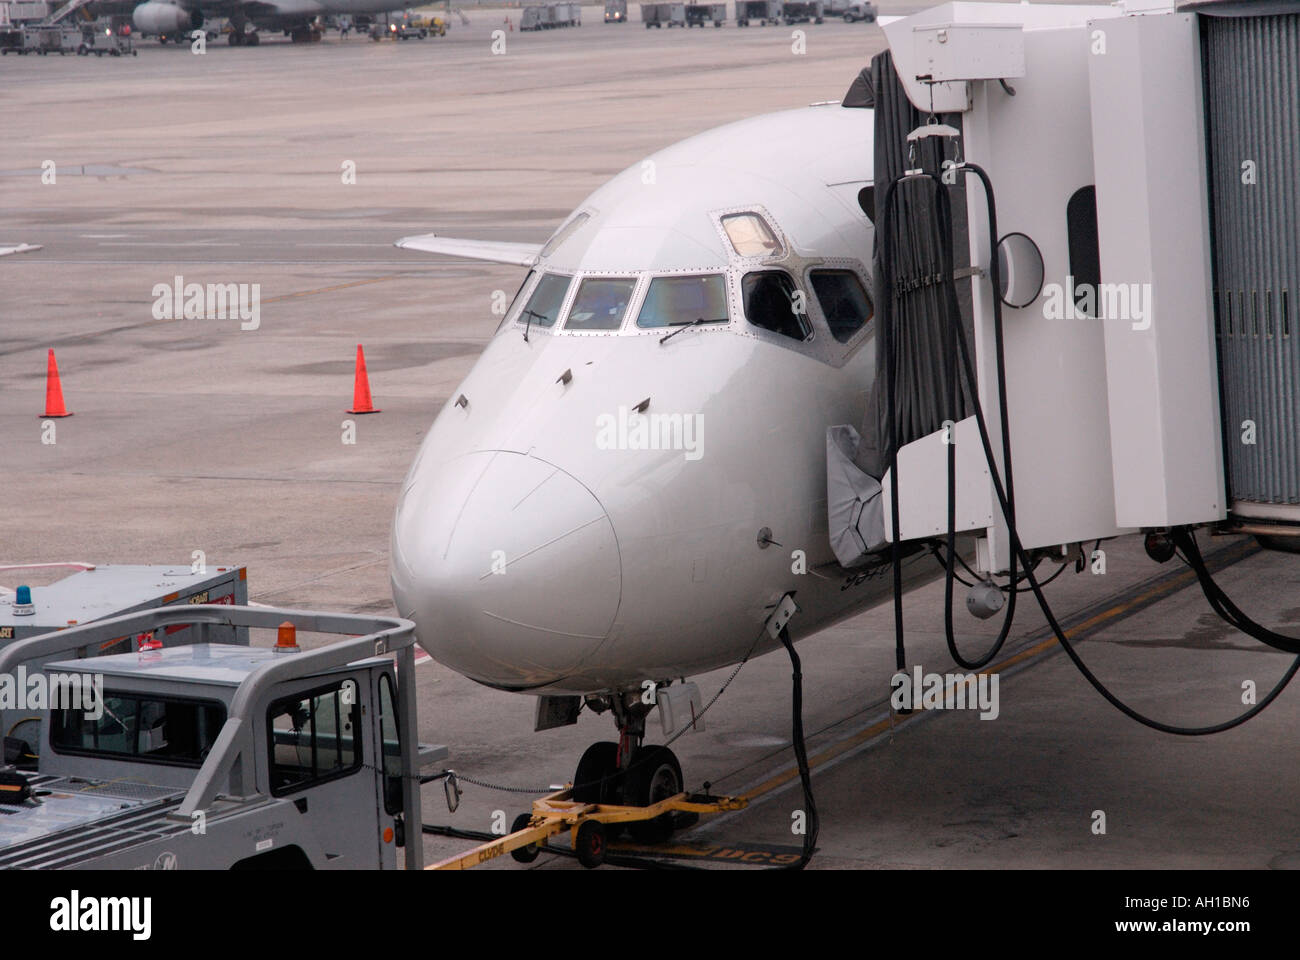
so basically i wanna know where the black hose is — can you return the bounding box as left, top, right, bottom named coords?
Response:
left=776, top=624, right=818, bottom=870
left=930, top=160, right=1300, bottom=734
left=878, top=169, right=1018, bottom=674
left=1173, top=528, right=1300, bottom=654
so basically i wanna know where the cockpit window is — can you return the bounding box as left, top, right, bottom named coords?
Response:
left=810, top=269, right=873, bottom=343
left=566, top=277, right=637, bottom=331
left=540, top=212, right=590, bottom=258
left=635, top=275, right=729, bottom=329
left=721, top=213, right=783, bottom=258
left=517, top=273, right=571, bottom=329
left=742, top=270, right=812, bottom=341
left=499, top=270, right=536, bottom=332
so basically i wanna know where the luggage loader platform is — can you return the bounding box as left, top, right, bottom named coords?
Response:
left=430, top=789, right=747, bottom=869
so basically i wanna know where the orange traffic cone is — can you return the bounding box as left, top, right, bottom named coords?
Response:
left=347, top=344, right=380, bottom=414
left=42, top=348, right=72, bottom=418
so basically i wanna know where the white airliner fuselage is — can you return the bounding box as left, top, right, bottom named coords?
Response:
left=390, top=104, right=923, bottom=698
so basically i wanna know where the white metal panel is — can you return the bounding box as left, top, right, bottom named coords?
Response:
left=914, top=22, right=1025, bottom=82
left=1087, top=12, right=1226, bottom=527
left=881, top=417, right=995, bottom=541
left=881, top=2, right=1119, bottom=114
left=958, top=21, right=1133, bottom=570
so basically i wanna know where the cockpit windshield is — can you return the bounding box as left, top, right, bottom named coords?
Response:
left=635, top=275, right=729, bottom=329
left=566, top=277, right=636, bottom=331
left=517, top=273, right=571, bottom=329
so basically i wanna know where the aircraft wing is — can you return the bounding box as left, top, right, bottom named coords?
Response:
left=395, top=234, right=542, bottom=267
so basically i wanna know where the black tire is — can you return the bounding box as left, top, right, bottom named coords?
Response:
left=509, top=812, right=540, bottom=863
left=622, top=745, right=682, bottom=843
left=574, top=820, right=606, bottom=868
left=571, top=741, right=621, bottom=804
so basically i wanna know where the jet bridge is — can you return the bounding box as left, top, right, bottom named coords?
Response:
left=833, top=0, right=1300, bottom=572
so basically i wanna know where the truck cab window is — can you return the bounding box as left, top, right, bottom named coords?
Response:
left=810, top=269, right=873, bottom=342
left=565, top=277, right=636, bottom=331
left=268, top=680, right=361, bottom=795
left=50, top=693, right=225, bottom=767
left=517, top=273, right=572, bottom=329
left=742, top=270, right=812, bottom=341
left=379, top=673, right=403, bottom=814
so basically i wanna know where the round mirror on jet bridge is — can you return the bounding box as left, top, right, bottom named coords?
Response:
left=995, top=232, right=1045, bottom=308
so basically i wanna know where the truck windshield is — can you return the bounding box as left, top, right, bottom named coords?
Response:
left=50, top=693, right=226, bottom=768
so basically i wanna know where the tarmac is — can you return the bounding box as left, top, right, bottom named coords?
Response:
left=2, top=4, right=1297, bottom=871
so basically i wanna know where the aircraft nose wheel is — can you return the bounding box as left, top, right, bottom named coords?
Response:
left=623, top=745, right=683, bottom=843
left=571, top=741, right=622, bottom=804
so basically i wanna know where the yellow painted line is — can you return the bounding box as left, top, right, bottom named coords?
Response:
left=738, top=544, right=1256, bottom=803
left=260, top=276, right=396, bottom=304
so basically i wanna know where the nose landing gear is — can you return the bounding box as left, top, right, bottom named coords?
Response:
left=429, top=685, right=745, bottom=870
left=571, top=689, right=687, bottom=842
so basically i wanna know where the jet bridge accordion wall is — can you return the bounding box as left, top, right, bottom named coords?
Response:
left=1203, top=11, right=1300, bottom=512
left=860, top=50, right=974, bottom=480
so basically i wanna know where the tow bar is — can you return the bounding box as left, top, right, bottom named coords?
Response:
left=429, top=789, right=747, bottom=870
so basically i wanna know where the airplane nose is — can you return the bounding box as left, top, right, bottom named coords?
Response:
left=391, top=451, right=621, bottom=689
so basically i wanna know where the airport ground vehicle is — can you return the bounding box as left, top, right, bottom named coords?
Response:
left=0, top=605, right=434, bottom=870
left=735, top=0, right=780, bottom=25
left=685, top=2, right=724, bottom=26
left=0, top=23, right=43, bottom=51
left=521, top=2, right=579, bottom=29
left=783, top=0, right=821, bottom=23
left=77, top=21, right=134, bottom=53
left=841, top=1, right=874, bottom=21
left=0, top=564, right=250, bottom=743
left=0, top=21, right=82, bottom=53
left=520, top=4, right=544, bottom=29
left=605, top=0, right=627, bottom=21
left=394, top=13, right=430, bottom=37
left=641, top=1, right=684, bottom=27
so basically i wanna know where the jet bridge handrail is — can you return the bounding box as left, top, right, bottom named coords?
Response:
left=0, top=605, right=424, bottom=870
